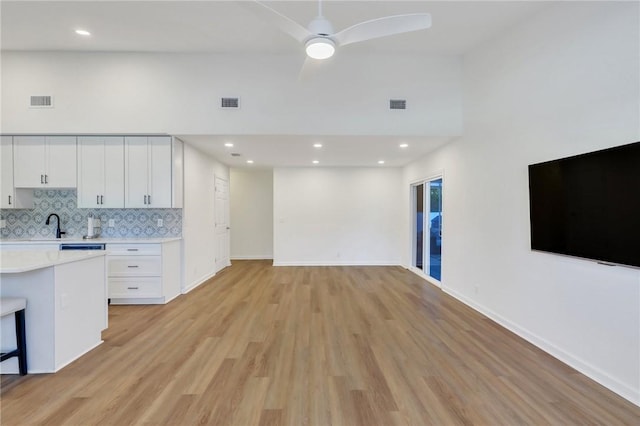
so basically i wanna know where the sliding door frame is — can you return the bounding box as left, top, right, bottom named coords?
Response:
left=409, top=171, right=444, bottom=288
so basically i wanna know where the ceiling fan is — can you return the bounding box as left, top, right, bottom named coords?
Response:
left=252, top=0, right=432, bottom=60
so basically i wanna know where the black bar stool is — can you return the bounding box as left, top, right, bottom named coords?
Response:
left=0, top=297, right=28, bottom=375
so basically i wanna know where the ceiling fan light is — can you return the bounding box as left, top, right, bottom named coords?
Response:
left=305, top=37, right=335, bottom=60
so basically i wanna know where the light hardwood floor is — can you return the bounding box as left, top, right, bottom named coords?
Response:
left=1, top=260, right=639, bottom=425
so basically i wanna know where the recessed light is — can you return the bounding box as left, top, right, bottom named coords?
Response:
left=312, top=160, right=319, bottom=164
left=75, top=29, right=91, bottom=36
left=399, top=143, right=409, bottom=148
left=313, top=143, right=323, bottom=148
left=246, top=160, right=254, bottom=164
left=224, top=142, right=234, bottom=147
left=378, top=160, right=385, bottom=164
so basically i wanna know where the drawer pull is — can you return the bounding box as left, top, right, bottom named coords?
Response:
left=127, top=287, right=139, bottom=290
left=127, top=249, right=139, bottom=251
left=127, top=265, right=139, bottom=268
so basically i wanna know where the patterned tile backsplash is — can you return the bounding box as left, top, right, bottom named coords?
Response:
left=0, top=189, right=182, bottom=239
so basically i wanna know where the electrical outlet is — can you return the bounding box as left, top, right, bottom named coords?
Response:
left=157, top=218, right=163, bottom=227
left=0, top=219, right=6, bottom=228
left=108, top=219, right=115, bottom=227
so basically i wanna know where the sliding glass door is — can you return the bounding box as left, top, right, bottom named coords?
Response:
left=412, top=176, right=443, bottom=283
left=428, top=178, right=442, bottom=281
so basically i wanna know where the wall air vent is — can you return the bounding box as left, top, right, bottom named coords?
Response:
left=30, top=95, right=54, bottom=108
left=221, top=97, right=240, bottom=109
left=230, top=153, right=241, bottom=157
left=389, top=99, right=406, bottom=110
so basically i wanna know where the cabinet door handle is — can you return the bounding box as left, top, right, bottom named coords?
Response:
left=143, top=195, right=147, bottom=204
left=8, top=195, right=11, bottom=205
left=97, top=195, right=100, bottom=205
left=40, top=174, right=44, bottom=184
left=127, top=265, right=139, bottom=268
left=147, top=194, right=151, bottom=205
left=127, top=287, right=139, bottom=290
left=100, top=195, right=104, bottom=205
left=45, top=174, right=48, bottom=184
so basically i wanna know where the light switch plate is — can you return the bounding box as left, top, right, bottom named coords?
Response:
left=0, top=219, right=5, bottom=228
left=108, top=219, right=115, bottom=227
left=157, top=219, right=163, bottom=227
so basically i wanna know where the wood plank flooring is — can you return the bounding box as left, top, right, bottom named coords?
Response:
left=2, top=260, right=639, bottom=425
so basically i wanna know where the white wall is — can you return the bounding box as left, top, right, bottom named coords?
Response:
left=230, top=168, right=273, bottom=260
left=274, top=167, right=402, bottom=265
left=1, top=52, right=461, bottom=137
left=182, top=142, right=229, bottom=292
left=403, top=1, right=640, bottom=404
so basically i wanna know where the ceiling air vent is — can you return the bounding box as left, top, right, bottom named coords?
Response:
left=221, top=97, right=240, bottom=109
left=30, top=95, right=54, bottom=108
left=230, top=153, right=241, bottom=157
left=389, top=99, right=406, bottom=110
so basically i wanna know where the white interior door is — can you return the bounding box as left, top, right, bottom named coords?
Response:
left=215, top=176, right=230, bottom=272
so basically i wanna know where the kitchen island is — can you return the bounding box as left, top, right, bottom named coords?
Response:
left=0, top=250, right=107, bottom=374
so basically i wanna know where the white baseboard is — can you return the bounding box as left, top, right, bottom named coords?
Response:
left=1, top=340, right=104, bottom=374
left=442, top=286, right=640, bottom=407
left=182, top=270, right=216, bottom=294
left=273, top=260, right=401, bottom=266
left=406, top=265, right=442, bottom=288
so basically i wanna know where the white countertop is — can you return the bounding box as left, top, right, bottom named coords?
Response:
left=0, top=237, right=181, bottom=245
left=0, top=250, right=106, bottom=274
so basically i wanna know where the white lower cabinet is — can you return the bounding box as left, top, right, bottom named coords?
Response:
left=107, top=240, right=181, bottom=304
left=108, top=277, right=162, bottom=299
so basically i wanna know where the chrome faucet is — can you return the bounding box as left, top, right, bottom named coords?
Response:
left=45, top=213, right=66, bottom=239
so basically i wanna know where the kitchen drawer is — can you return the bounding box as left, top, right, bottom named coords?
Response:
left=107, top=243, right=161, bottom=256
left=108, top=277, right=162, bottom=298
left=108, top=256, right=161, bottom=276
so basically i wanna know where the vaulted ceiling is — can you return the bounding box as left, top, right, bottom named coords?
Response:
left=1, top=1, right=549, bottom=167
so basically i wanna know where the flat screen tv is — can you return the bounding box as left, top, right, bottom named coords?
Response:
left=528, top=141, right=640, bottom=268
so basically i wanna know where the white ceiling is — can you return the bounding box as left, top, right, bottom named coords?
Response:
left=180, top=134, right=453, bottom=168
left=1, top=1, right=547, bottom=168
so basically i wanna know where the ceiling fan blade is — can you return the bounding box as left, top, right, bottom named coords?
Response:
left=333, top=13, right=432, bottom=47
left=297, top=56, right=315, bottom=83
left=297, top=54, right=333, bottom=83
left=249, top=1, right=312, bottom=43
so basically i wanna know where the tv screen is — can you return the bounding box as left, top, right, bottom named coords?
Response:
left=528, top=141, right=640, bottom=268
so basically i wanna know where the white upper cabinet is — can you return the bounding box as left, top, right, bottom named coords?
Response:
left=1, top=136, right=15, bottom=208
left=124, top=136, right=172, bottom=208
left=77, top=136, right=125, bottom=208
left=13, top=136, right=77, bottom=188
left=1, top=136, right=33, bottom=209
